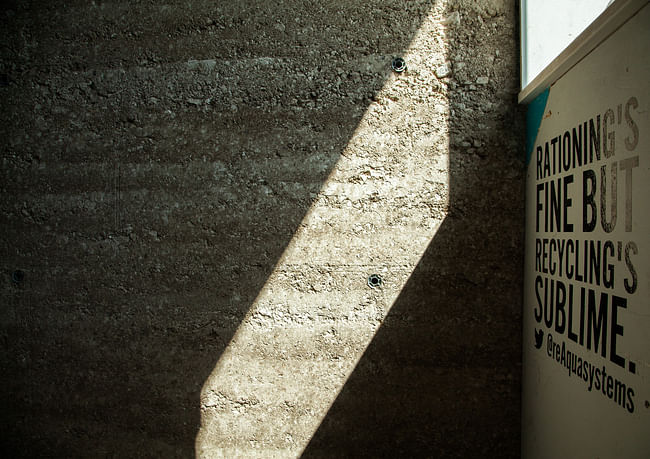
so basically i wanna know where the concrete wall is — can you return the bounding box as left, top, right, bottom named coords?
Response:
left=1, top=0, right=523, bottom=457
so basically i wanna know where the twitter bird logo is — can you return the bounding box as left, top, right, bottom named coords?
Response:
left=534, top=328, right=544, bottom=349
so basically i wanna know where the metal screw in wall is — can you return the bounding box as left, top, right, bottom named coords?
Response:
left=368, top=274, right=383, bottom=289
left=12, top=270, right=24, bottom=284
left=391, top=57, right=406, bottom=73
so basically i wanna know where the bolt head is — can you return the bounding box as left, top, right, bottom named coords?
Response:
left=391, top=58, right=406, bottom=73
left=368, top=274, right=383, bottom=289
left=12, top=270, right=24, bottom=284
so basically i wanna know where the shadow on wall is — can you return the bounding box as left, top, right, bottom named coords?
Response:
left=301, top=199, right=523, bottom=456
left=0, top=1, right=455, bottom=457
left=301, top=2, right=524, bottom=457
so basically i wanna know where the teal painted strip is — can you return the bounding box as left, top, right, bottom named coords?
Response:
left=526, top=87, right=550, bottom=166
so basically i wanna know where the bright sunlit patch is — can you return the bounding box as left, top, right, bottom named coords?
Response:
left=196, top=4, right=451, bottom=457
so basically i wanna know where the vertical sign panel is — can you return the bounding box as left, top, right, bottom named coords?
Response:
left=523, top=4, right=650, bottom=458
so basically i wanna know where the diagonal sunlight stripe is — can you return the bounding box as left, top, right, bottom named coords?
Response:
left=196, top=5, right=451, bottom=457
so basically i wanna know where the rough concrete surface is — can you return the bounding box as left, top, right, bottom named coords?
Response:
left=1, top=0, right=524, bottom=457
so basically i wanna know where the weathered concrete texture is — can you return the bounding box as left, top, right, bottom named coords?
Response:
left=1, top=0, right=523, bottom=457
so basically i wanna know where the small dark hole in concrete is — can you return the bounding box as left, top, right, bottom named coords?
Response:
left=368, top=274, right=382, bottom=288
left=12, top=270, right=25, bottom=284
left=391, top=58, right=406, bottom=73
left=0, top=74, right=8, bottom=87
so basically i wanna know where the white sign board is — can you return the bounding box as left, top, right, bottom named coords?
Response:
left=523, top=4, right=650, bottom=458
